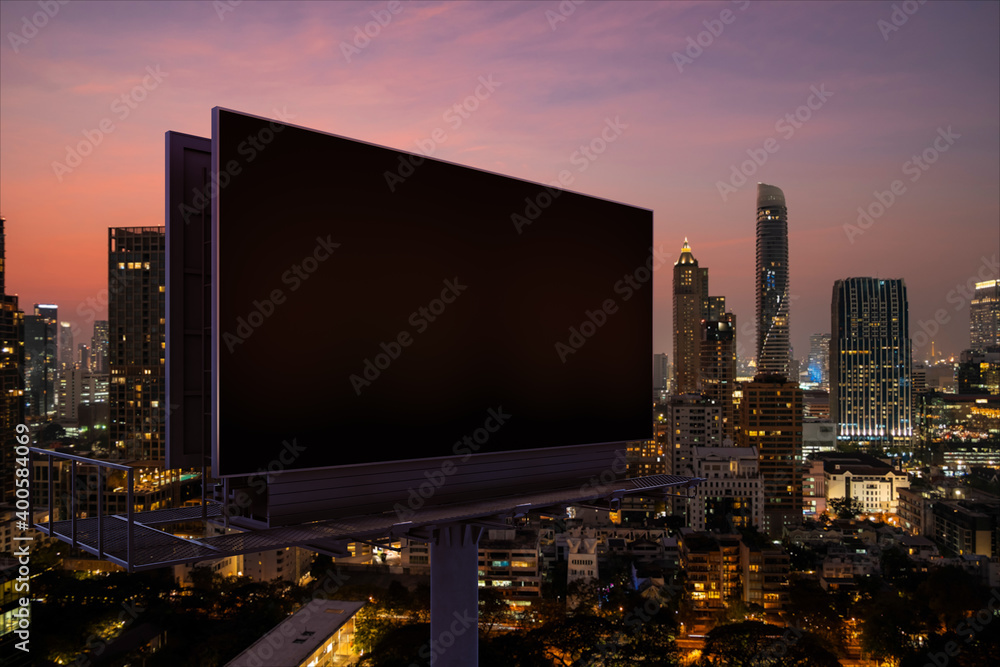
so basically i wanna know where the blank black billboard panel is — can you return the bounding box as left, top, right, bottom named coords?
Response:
left=212, top=108, right=651, bottom=477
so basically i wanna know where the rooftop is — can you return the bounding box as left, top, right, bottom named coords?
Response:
left=225, top=599, right=365, bottom=667
left=816, top=452, right=896, bottom=476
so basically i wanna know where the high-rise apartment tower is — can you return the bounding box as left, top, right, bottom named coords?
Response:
left=755, top=183, right=790, bottom=378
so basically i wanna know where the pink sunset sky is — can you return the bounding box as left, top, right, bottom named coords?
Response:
left=1, top=0, right=997, bottom=364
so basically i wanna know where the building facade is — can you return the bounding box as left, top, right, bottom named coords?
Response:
left=970, top=279, right=999, bottom=349
left=58, top=321, right=74, bottom=370
left=933, top=500, right=998, bottom=558
left=687, top=446, right=764, bottom=532
left=478, top=528, right=542, bottom=610
left=817, top=452, right=910, bottom=516
left=808, top=332, right=831, bottom=389
left=667, top=394, right=722, bottom=522
left=701, top=318, right=737, bottom=442
left=958, top=347, right=1000, bottom=395
left=673, top=239, right=704, bottom=395
left=0, top=218, right=25, bottom=506
left=741, top=535, right=790, bottom=612
left=830, top=277, right=913, bottom=448
left=25, top=304, right=57, bottom=419
left=57, top=369, right=108, bottom=424
left=109, top=227, right=166, bottom=462
left=680, top=533, right=741, bottom=614
left=92, top=319, right=109, bottom=374
left=755, top=183, right=791, bottom=378
left=739, top=375, right=802, bottom=537
left=802, top=458, right=827, bottom=517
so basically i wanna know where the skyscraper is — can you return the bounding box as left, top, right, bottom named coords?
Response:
left=673, top=239, right=704, bottom=394
left=739, top=374, right=802, bottom=537
left=808, top=333, right=831, bottom=389
left=701, top=318, right=737, bottom=442
left=653, top=352, right=669, bottom=395
left=755, top=183, right=790, bottom=378
left=970, top=279, right=999, bottom=349
left=77, top=343, right=91, bottom=371
left=830, top=278, right=913, bottom=448
left=25, top=304, right=57, bottom=418
left=957, top=348, right=1000, bottom=395
left=92, top=319, right=109, bottom=373
left=0, top=217, right=26, bottom=504
left=58, top=321, right=74, bottom=369
left=109, top=227, right=166, bottom=462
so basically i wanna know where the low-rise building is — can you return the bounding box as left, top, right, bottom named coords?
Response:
left=821, top=552, right=878, bottom=579
left=679, top=532, right=741, bottom=612
left=478, top=528, right=542, bottom=610
left=817, top=452, right=910, bottom=515
left=565, top=536, right=599, bottom=586
left=802, top=459, right=827, bottom=517
left=933, top=500, right=999, bottom=558
left=740, top=534, right=789, bottom=613
left=225, top=599, right=364, bottom=667
left=891, top=534, right=940, bottom=561
left=897, top=487, right=936, bottom=536
left=243, top=546, right=314, bottom=585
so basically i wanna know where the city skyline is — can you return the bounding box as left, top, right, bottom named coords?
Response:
left=1, top=0, right=998, bottom=361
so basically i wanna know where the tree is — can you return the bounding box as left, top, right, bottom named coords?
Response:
left=353, top=600, right=402, bottom=654
left=859, top=590, right=923, bottom=662
left=566, top=578, right=603, bottom=615
left=702, top=621, right=839, bottom=667
left=309, top=552, right=333, bottom=580
left=702, top=621, right=784, bottom=666
left=38, top=421, right=66, bottom=444
left=785, top=578, right=847, bottom=655
left=879, top=545, right=917, bottom=586
left=829, top=496, right=865, bottom=519
left=917, top=565, right=988, bottom=631
left=480, top=631, right=550, bottom=667
left=528, top=614, right=614, bottom=666
left=352, top=623, right=430, bottom=667
left=479, top=587, right=510, bottom=638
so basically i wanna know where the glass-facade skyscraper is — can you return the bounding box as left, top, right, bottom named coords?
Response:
left=808, top=333, right=831, bottom=389
left=755, top=183, right=790, bottom=378
left=92, top=319, right=110, bottom=374
left=970, top=279, right=999, bottom=349
left=109, top=227, right=166, bottom=462
left=25, top=304, right=58, bottom=417
left=830, top=277, right=913, bottom=447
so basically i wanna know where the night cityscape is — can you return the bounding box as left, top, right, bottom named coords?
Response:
left=1, top=2, right=999, bottom=666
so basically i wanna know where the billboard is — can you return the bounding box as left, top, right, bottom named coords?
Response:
left=211, top=108, right=651, bottom=477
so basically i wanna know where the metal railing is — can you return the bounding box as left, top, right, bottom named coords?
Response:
left=30, top=447, right=137, bottom=571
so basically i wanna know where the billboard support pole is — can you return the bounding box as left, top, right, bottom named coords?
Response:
left=430, top=522, right=483, bottom=667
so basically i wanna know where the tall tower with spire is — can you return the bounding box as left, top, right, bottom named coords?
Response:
left=673, top=239, right=704, bottom=395
left=755, top=183, right=790, bottom=378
